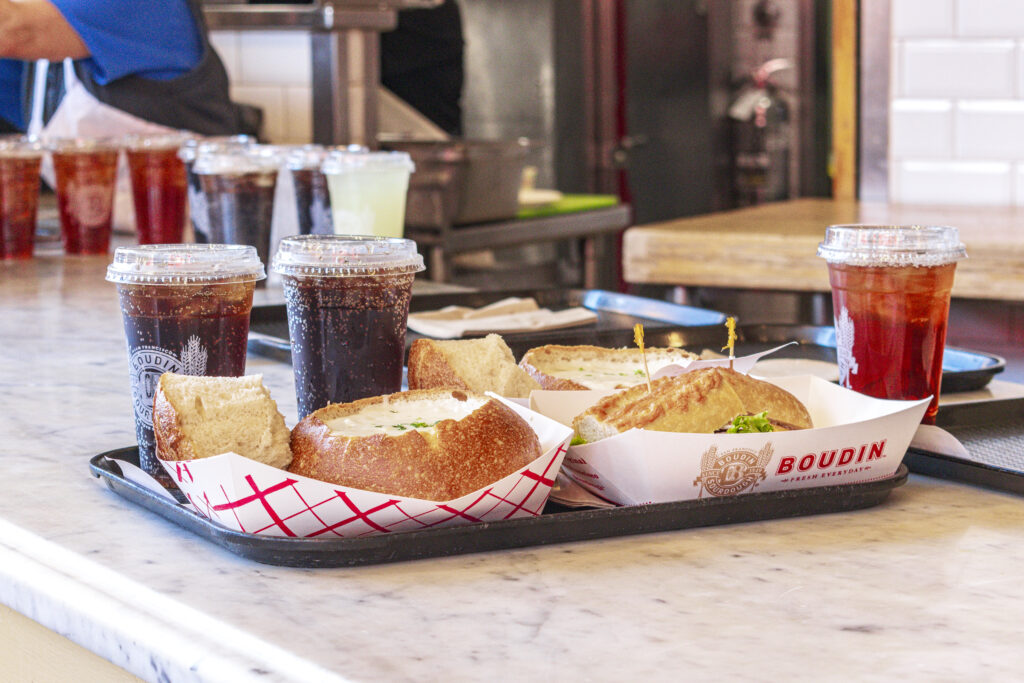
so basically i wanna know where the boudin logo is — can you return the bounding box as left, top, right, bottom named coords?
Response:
left=67, top=182, right=113, bottom=228
left=128, top=336, right=208, bottom=427
left=694, top=443, right=773, bottom=498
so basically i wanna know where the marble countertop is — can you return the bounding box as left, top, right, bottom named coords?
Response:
left=623, top=198, right=1024, bottom=300
left=5, top=251, right=1024, bottom=681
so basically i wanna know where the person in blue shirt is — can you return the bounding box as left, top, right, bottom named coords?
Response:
left=0, top=0, right=257, bottom=136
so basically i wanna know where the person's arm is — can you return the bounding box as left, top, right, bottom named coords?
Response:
left=0, top=0, right=88, bottom=61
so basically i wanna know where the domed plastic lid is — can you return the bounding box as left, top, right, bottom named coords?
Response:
left=123, top=131, right=196, bottom=152
left=178, top=135, right=253, bottom=163
left=106, top=244, right=266, bottom=285
left=272, top=235, right=425, bottom=278
left=286, top=144, right=368, bottom=170
left=192, top=144, right=283, bottom=175
left=817, top=224, right=967, bottom=267
left=320, top=150, right=414, bottom=175
left=0, top=135, right=44, bottom=158
left=45, top=137, right=120, bottom=154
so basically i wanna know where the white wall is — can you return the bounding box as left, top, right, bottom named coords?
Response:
left=209, top=31, right=312, bottom=144
left=890, top=0, right=1024, bottom=205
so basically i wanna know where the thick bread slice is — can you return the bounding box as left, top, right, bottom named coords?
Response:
left=573, top=367, right=813, bottom=442
left=153, top=373, right=293, bottom=468
left=289, top=389, right=542, bottom=500
left=407, top=334, right=541, bottom=398
left=520, top=344, right=700, bottom=391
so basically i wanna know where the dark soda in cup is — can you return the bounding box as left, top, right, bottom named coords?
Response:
left=125, top=133, right=193, bottom=245
left=287, top=145, right=333, bottom=235
left=106, top=244, right=265, bottom=478
left=271, top=235, right=425, bottom=419
left=193, top=146, right=281, bottom=267
left=50, top=138, right=120, bottom=255
left=0, top=137, right=43, bottom=259
left=818, top=225, right=967, bottom=423
left=178, top=135, right=253, bottom=244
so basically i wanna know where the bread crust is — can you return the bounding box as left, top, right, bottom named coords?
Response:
left=288, top=389, right=542, bottom=500
left=519, top=344, right=699, bottom=391
left=153, top=378, right=199, bottom=462
left=573, top=367, right=813, bottom=441
left=152, top=373, right=293, bottom=469
left=407, top=339, right=471, bottom=392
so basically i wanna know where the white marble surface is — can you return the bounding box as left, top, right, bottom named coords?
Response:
left=4, top=251, right=1024, bottom=681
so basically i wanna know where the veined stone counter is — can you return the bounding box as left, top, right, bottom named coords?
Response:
left=3, top=250, right=1024, bottom=681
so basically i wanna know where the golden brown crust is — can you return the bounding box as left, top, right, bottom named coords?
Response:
left=153, top=376, right=198, bottom=462
left=407, top=339, right=471, bottom=391
left=288, top=389, right=542, bottom=500
left=573, top=367, right=813, bottom=441
left=519, top=344, right=699, bottom=391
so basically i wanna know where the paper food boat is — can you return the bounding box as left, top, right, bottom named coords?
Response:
left=530, top=375, right=929, bottom=506
left=160, top=397, right=573, bottom=538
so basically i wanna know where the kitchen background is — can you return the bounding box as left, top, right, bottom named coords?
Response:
left=205, top=0, right=1024, bottom=377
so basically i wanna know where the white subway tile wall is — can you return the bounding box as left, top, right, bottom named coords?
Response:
left=210, top=30, right=312, bottom=144
left=891, top=0, right=1024, bottom=204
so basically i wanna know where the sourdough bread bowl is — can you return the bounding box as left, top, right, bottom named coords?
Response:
left=573, top=367, right=813, bottom=443
left=407, top=334, right=541, bottom=398
left=519, top=344, right=700, bottom=391
left=289, top=389, right=542, bottom=500
left=153, top=373, right=293, bottom=468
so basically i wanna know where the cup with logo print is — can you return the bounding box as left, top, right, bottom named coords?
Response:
left=106, top=244, right=265, bottom=479
left=0, top=136, right=44, bottom=259
left=50, top=138, right=120, bottom=255
left=818, top=225, right=967, bottom=424
left=124, top=133, right=194, bottom=245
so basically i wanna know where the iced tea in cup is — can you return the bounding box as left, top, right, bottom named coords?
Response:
left=0, top=136, right=43, bottom=259
left=179, top=135, right=253, bottom=243
left=50, top=138, right=119, bottom=254
left=124, top=133, right=193, bottom=245
left=321, top=150, right=414, bottom=238
left=287, top=145, right=334, bottom=235
left=193, top=145, right=281, bottom=266
left=106, top=244, right=265, bottom=478
left=272, top=235, right=425, bottom=419
left=817, top=225, right=967, bottom=423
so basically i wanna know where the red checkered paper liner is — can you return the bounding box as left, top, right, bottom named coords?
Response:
left=532, top=375, right=929, bottom=506
left=159, top=397, right=573, bottom=538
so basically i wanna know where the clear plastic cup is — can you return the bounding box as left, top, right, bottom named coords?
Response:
left=123, top=133, right=194, bottom=245
left=179, top=135, right=254, bottom=244
left=271, top=235, right=425, bottom=418
left=106, top=244, right=266, bottom=478
left=49, top=137, right=120, bottom=255
left=818, top=225, right=967, bottom=423
left=287, top=145, right=334, bottom=236
left=192, top=145, right=282, bottom=267
left=0, top=136, right=43, bottom=259
left=321, top=150, right=414, bottom=238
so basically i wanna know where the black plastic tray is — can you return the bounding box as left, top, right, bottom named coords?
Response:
left=248, top=288, right=728, bottom=364
left=906, top=398, right=1024, bottom=495
left=91, top=447, right=907, bottom=568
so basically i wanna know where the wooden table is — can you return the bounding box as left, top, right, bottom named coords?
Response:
left=623, top=198, right=1024, bottom=300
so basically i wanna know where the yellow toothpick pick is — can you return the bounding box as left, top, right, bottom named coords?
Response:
left=722, top=317, right=737, bottom=370
left=634, top=323, right=653, bottom=393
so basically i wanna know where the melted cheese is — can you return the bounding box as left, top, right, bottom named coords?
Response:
left=324, top=395, right=485, bottom=437
left=541, top=358, right=684, bottom=390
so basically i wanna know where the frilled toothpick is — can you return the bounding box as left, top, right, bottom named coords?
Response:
left=634, top=323, right=653, bottom=393
left=722, top=317, right=737, bottom=370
